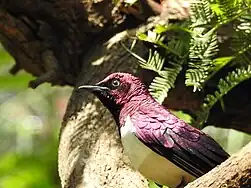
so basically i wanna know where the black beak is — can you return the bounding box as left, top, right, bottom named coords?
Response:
left=78, top=85, right=110, bottom=93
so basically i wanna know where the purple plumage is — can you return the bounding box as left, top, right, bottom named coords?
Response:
left=119, top=89, right=229, bottom=178
left=78, top=72, right=230, bottom=186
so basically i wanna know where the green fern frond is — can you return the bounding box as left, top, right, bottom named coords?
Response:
left=149, top=63, right=183, bottom=103
left=137, top=31, right=165, bottom=44
left=189, top=31, right=218, bottom=59
left=167, top=36, right=190, bottom=58
left=185, top=67, right=206, bottom=91
left=186, top=30, right=218, bottom=91
left=190, top=0, right=213, bottom=26
left=132, top=0, right=251, bottom=127
left=199, top=65, right=251, bottom=123
left=231, top=17, right=251, bottom=65
left=184, top=0, right=220, bottom=92
left=138, top=50, right=165, bottom=73
left=136, top=24, right=189, bottom=103
left=233, top=0, right=251, bottom=7
left=137, top=30, right=184, bottom=57
left=215, top=0, right=240, bottom=22
left=135, top=48, right=183, bottom=103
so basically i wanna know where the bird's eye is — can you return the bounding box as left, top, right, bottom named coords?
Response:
left=111, top=79, right=120, bottom=88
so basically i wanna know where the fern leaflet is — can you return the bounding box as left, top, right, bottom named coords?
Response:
left=198, top=65, right=251, bottom=123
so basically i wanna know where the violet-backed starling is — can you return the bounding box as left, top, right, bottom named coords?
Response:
left=78, top=72, right=229, bottom=188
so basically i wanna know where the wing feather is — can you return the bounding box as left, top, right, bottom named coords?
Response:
left=131, top=108, right=229, bottom=178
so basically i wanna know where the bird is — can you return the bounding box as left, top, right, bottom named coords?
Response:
left=78, top=72, right=230, bottom=188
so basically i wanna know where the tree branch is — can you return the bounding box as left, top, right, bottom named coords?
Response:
left=186, top=141, right=251, bottom=188
left=59, top=30, right=149, bottom=188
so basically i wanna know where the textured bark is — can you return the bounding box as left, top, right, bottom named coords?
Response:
left=186, top=141, right=251, bottom=188
left=0, top=1, right=251, bottom=188
left=58, top=31, right=149, bottom=188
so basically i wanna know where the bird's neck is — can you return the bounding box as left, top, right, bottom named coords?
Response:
left=118, top=94, right=156, bottom=127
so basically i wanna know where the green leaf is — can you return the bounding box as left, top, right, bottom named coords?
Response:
left=137, top=33, right=148, bottom=41
left=186, top=26, right=218, bottom=91
left=0, top=49, right=14, bottom=66
left=210, top=4, right=224, bottom=17
left=190, top=0, right=213, bottom=26
left=124, top=0, right=138, bottom=5
left=213, top=57, right=233, bottom=67
left=148, top=180, right=161, bottom=188
left=199, top=65, right=251, bottom=123
left=0, top=72, right=34, bottom=90
left=138, top=50, right=165, bottom=73
left=134, top=0, right=251, bottom=124
left=150, top=64, right=182, bottom=103
left=137, top=31, right=164, bottom=44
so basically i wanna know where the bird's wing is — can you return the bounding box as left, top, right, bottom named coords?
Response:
left=130, top=108, right=229, bottom=178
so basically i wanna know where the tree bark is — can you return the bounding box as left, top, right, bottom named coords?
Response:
left=58, top=31, right=149, bottom=188
left=186, top=141, right=251, bottom=188
left=0, top=1, right=251, bottom=188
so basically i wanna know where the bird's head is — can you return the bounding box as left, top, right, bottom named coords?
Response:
left=78, top=72, right=149, bottom=118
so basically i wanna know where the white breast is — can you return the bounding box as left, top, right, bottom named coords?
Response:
left=120, top=116, right=195, bottom=188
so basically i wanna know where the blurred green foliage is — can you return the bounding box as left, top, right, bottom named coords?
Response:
left=0, top=45, right=71, bottom=188
left=0, top=46, right=34, bottom=90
